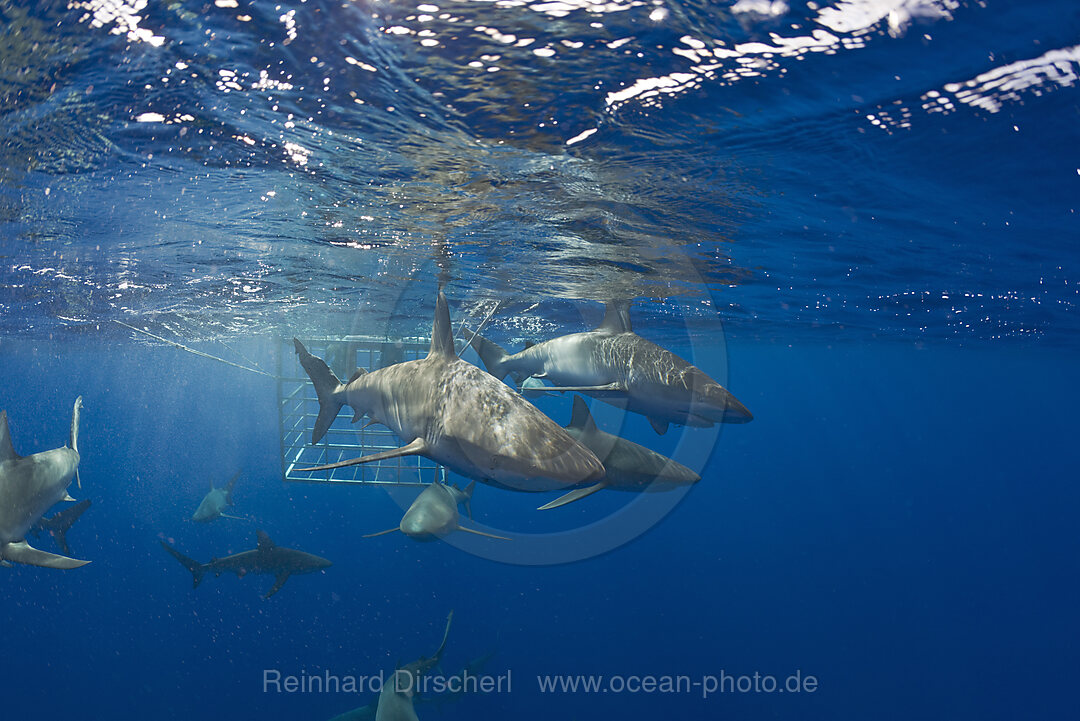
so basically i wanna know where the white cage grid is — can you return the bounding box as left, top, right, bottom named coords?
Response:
left=278, top=336, right=443, bottom=486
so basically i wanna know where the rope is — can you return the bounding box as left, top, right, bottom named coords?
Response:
left=111, top=320, right=276, bottom=378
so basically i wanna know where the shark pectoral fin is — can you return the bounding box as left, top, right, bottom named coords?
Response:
left=362, top=527, right=401, bottom=538
left=537, top=482, right=609, bottom=510
left=218, top=513, right=250, bottom=521
left=264, top=572, right=291, bottom=599
left=648, top=416, right=669, bottom=435
left=297, top=438, right=429, bottom=472
left=62, top=492, right=77, bottom=502
left=2, top=541, right=90, bottom=569
left=456, top=526, right=511, bottom=541
left=537, top=383, right=627, bottom=396
left=0, top=560, right=11, bottom=568
left=76, top=468, right=82, bottom=490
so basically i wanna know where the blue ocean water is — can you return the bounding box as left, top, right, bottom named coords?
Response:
left=1, top=0, right=1079, bottom=719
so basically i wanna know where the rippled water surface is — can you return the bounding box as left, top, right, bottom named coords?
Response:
left=3, top=3, right=1080, bottom=721
left=1, top=0, right=1077, bottom=345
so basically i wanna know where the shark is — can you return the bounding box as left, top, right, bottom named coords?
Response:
left=364, top=480, right=509, bottom=541
left=191, top=470, right=242, bottom=522
left=376, top=611, right=454, bottom=721
left=466, top=300, right=753, bottom=434
left=539, top=396, right=702, bottom=509
left=31, top=498, right=92, bottom=555
left=160, top=530, right=331, bottom=599
left=293, top=291, right=604, bottom=493
left=0, top=397, right=91, bottom=569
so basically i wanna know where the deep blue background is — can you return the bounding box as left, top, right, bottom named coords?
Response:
left=1, top=333, right=1077, bottom=720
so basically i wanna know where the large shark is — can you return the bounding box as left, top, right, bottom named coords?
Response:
left=539, top=396, right=702, bottom=509
left=467, top=300, right=753, bottom=434
left=31, top=498, right=92, bottom=555
left=293, top=291, right=604, bottom=492
left=191, top=470, right=242, bottom=522
left=160, top=530, right=331, bottom=599
left=364, top=481, right=509, bottom=541
left=0, top=397, right=91, bottom=569
left=376, top=611, right=454, bottom=721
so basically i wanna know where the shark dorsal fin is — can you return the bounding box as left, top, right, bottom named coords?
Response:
left=256, top=530, right=275, bottom=551
left=0, top=411, right=18, bottom=463
left=569, top=396, right=598, bottom=435
left=597, top=300, right=633, bottom=334
left=428, top=292, right=456, bottom=358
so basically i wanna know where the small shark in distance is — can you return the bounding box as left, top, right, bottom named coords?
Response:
left=160, top=530, right=331, bottom=599
left=191, top=470, right=242, bottom=522
left=0, top=397, right=91, bottom=569
left=364, top=480, right=509, bottom=542
left=466, top=300, right=753, bottom=434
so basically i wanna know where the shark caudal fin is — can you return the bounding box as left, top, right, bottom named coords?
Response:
left=433, top=610, right=454, bottom=664
left=293, top=339, right=346, bottom=444
left=160, top=541, right=206, bottom=589
left=465, top=330, right=511, bottom=381
left=224, top=470, right=241, bottom=505
left=49, top=499, right=91, bottom=555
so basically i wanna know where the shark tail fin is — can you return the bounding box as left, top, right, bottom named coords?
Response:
left=160, top=541, right=206, bottom=589
left=465, top=331, right=511, bottom=382
left=462, top=480, right=475, bottom=520
left=224, top=470, right=241, bottom=505
left=293, top=339, right=346, bottom=444
left=52, top=499, right=91, bottom=555
left=433, top=610, right=454, bottom=664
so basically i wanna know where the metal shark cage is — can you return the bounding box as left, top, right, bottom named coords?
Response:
left=278, top=336, right=441, bottom=487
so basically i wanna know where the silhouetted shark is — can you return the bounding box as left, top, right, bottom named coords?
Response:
left=161, top=530, right=331, bottom=598
left=31, top=498, right=91, bottom=555
left=191, top=470, right=242, bottom=522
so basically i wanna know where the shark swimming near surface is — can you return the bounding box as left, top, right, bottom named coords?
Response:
left=31, top=498, right=92, bottom=555
left=466, top=300, right=753, bottom=434
left=375, top=611, right=454, bottom=721
left=160, top=530, right=331, bottom=598
left=190, top=470, right=242, bottom=522
left=539, top=396, right=702, bottom=509
left=364, top=480, right=509, bottom=541
left=293, top=291, right=604, bottom=493
left=0, top=397, right=91, bottom=569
